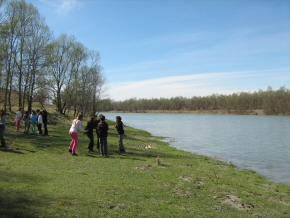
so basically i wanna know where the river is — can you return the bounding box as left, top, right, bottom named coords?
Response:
left=101, top=112, right=290, bottom=185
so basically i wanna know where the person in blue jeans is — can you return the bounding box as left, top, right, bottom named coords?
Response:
left=97, top=115, right=109, bottom=157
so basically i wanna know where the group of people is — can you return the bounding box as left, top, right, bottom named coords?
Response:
left=15, top=108, right=49, bottom=135
left=68, top=114, right=125, bottom=157
left=0, top=108, right=125, bottom=156
left=0, top=108, right=49, bottom=149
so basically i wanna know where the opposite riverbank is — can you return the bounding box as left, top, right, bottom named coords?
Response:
left=1, top=118, right=289, bottom=217
left=108, top=109, right=266, bottom=115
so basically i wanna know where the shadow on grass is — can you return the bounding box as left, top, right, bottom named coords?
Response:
left=0, top=148, right=25, bottom=154
left=6, top=130, right=70, bottom=150
left=0, top=171, right=53, bottom=218
left=0, top=191, right=51, bottom=218
left=5, top=127, right=193, bottom=161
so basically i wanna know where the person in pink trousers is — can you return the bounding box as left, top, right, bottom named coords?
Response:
left=68, top=114, right=87, bottom=156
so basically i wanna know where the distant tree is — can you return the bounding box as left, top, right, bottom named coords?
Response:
left=105, top=86, right=290, bottom=115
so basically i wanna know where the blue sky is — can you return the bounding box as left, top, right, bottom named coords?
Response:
left=26, top=0, right=290, bottom=101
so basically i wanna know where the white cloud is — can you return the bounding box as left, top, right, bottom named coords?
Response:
left=38, top=0, right=80, bottom=14
left=56, top=0, right=78, bottom=13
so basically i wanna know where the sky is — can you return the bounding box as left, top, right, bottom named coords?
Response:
left=25, top=0, right=290, bottom=101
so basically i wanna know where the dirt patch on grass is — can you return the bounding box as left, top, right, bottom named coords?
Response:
left=214, top=194, right=255, bottom=211
left=179, top=176, right=194, bottom=182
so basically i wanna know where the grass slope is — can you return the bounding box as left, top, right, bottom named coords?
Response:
left=0, top=119, right=290, bottom=218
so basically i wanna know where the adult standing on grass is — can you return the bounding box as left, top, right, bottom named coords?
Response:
left=0, top=109, right=7, bottom=148
left=15, top=107, right=23, bottom=132
left=42, top=110, right=48, bottom=136
left=97, top=115, right=109, bottom=157
left=115, top=116, right=125, bottom=153
left=85, top=116, right=98, bottom=153
left=69, top=114, right=88, bottom=156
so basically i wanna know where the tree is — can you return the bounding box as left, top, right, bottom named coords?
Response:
left=45, top=35, right=105, bottom=116
left=44, top=34, right=77, bottom=113
left=21, top=4, right=51, bottom=112
left=0, top=0, right=50, bottom=112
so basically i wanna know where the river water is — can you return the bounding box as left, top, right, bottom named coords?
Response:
left=102, top=112, right=290, bottom=185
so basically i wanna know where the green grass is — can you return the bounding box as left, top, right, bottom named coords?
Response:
left=1, top=119, right=290, bottom=217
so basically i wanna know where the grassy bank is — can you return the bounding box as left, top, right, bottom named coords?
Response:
left=1, top=118, right=290, bottom=217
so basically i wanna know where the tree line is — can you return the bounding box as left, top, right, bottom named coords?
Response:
left=97, top=86, right=290, bottom=115
left=0, top=0, right=105, bottom=116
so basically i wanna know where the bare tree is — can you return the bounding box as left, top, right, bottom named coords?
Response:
left=44, top=34, right=76, bottom=113
left=24, top=15, right=51, bottom=112
left=0, top=0, right=50, bottom=112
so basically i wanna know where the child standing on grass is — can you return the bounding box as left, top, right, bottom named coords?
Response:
left=23, top=111, right=30, bottom=134
left=42, top=110, right=48, bottom=136
left=85, top=116, right=98, bottom=153
left=37, top=111, right=43, bottom=135
left=115, top=116, right=125, bottom=153
left=30, top=110, right=37, bottom=134
left=95, top=114, right=103, bottom=151
left=69, top=114, right=87, bottom=156
left=15, top=108, right=23, bottom=132
left=97, top=115, right=109, bottom=157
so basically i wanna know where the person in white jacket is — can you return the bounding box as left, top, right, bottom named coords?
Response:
left=69, top=114, right=87, bottom=156
left=15, top=108, right=23, bottom=132
left=37, top=111, right=43, bottom=135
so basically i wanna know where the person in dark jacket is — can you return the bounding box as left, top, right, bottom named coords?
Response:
left=0, top=110, right=7, bottom=148
left=97, top=115, right=109, bottom=157
left=95, top=114, right=102, bottom=151
left=115, top=116, right=125, bottom=153
left=42, top=110, right=48, bottom=135
left=85, top=116, right=98, bottom=153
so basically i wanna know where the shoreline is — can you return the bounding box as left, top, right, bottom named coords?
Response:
left=103, top=111, right=289, bottom=185
left=2, top=117, right=290, bottom=217
left=106, top=109, right=266, bottom=115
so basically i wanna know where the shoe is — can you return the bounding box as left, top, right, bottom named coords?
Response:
left=72, top=153, right=78, bottom=156
left=105, top=155, right=110, bottom=158
left=68, top=149, right=72, bottom=152
left=89, top=149, right=95, bottom=153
